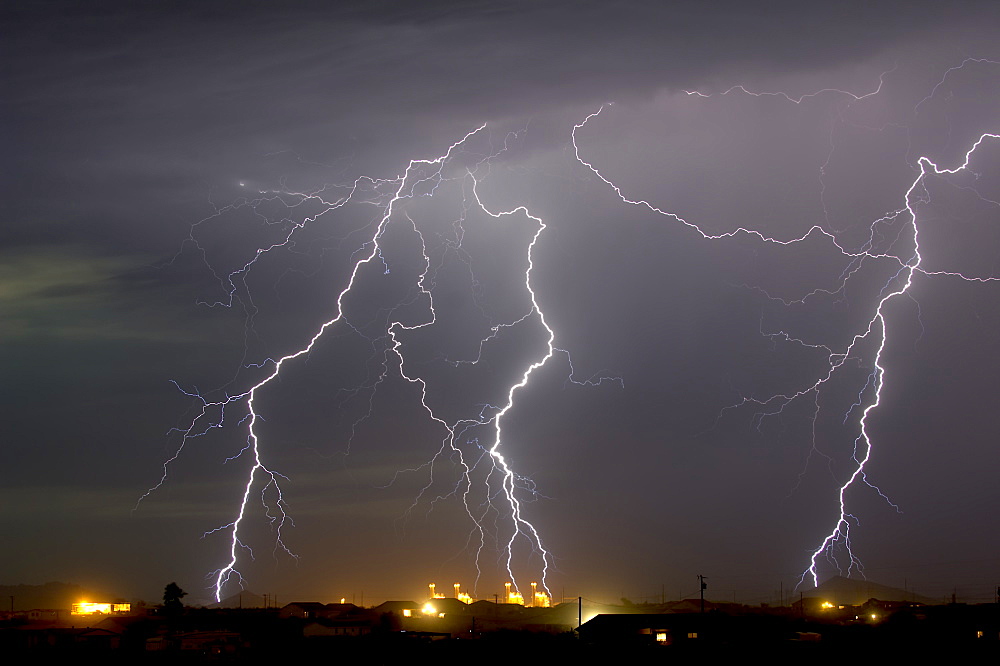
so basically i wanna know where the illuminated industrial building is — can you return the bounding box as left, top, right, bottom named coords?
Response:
left=504, top=582, right=523, bottom=605
left=71, top=601, right=131, bottom=615
left=501, top=582, right=550, bottom=607
left=427, top=582, right=474, bottom=604
left=421, top=581, right=549, bottom=608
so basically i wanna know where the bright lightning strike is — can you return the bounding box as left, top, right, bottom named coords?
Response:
left=141, top=121, right=620, bottom=603
left=572, top=58, right=999, bottom=589
left=141, top=55, right=998, bottom=601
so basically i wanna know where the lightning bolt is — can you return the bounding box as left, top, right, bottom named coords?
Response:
left=142, top=120, right=621, bottom=603
left=143, top=55, right=996, bottom=602
left=572, top=58, right=999, bottom=588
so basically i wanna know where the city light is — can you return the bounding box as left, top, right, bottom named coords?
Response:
left=70, top=601, right=130, bottom=615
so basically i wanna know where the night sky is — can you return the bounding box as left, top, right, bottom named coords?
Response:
left=4, top=1, right=1000, bottom=607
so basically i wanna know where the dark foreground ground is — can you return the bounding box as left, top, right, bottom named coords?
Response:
left=4, top=603, right=998, bottom=664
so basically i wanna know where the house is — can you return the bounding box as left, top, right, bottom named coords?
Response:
left=579, top=613, right=715, bottom=647
left=302, top=619, right=373, bottom=638
left=279, top=602, right=328, bottom=619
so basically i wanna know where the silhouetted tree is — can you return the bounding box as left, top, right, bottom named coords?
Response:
left=163, top=582, right=187, bottom=616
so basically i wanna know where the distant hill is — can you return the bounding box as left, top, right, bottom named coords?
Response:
left=212, top=590, right=267, bottom=609
left=0, top=582, right=117, bottom=611
left=805, top=576, right=937, bottom=605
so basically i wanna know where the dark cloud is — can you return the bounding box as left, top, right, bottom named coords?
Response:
left=2, top=2, right=999, bottom=606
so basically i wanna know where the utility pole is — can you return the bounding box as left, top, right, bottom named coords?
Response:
left=577, top=596, right=582, bottom=629
left=698, top=575, right=707, bottom=613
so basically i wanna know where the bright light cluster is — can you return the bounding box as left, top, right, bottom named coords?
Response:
left=71, top=601, right=130, bottom=615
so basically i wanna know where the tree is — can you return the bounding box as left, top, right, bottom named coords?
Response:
left=163, top=582, right=187, bottom=616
